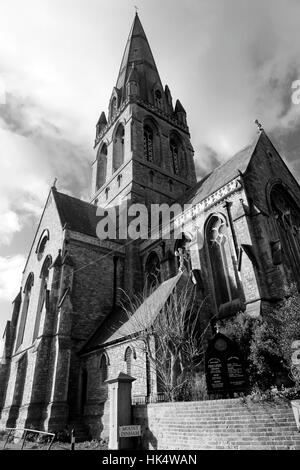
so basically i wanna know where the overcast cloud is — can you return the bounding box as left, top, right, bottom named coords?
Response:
left=1, top=0, right=300, bottom=332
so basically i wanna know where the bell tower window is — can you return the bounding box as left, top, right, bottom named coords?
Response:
left=271, top=185, right=300, bottom=287
left=206, top=215, right=238, bottom=308
left=33, top=256, right=51, bottom=341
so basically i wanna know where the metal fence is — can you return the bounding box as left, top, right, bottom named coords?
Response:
left=1, top=427, right=55, bottom=450
left=132, top=391, right=246, bottom=405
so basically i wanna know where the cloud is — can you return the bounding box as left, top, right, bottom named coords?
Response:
left=157, top=0, right=300, bottom=178
left=0, top=254, right=25, bottom=301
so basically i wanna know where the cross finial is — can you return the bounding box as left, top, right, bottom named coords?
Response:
left=175, top=247, right=187, bottom=273
left=134, top=5, right=139, bottom=14
left=255, top=119, right=264, bottom=132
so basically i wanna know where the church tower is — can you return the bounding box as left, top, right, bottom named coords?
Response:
left=90, top=13, right=196, bottom=209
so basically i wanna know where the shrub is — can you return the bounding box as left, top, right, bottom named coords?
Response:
left=219, top=286, right=300, bottom=394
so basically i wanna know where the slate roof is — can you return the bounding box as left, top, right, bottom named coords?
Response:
left=81, top=273, right=182, bottom=353
left=52, top=190, right=99, bottom=238
left=51, top=133, right=262, bottom=240
left=183, top=132, right=261, bottom=207
left=116, top=13, right=162, bottom=92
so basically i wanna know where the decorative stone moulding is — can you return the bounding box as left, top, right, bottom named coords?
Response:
left=174, top=178, right=243, bottom=228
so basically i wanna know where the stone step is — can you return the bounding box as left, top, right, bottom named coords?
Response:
left=68, top=421, right=91, bottom=442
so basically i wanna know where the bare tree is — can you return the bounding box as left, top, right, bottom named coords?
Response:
left=121, top=273, right=214, bottom=401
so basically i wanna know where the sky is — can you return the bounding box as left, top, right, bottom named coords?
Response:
left=1, top=0, right=300, bottom=334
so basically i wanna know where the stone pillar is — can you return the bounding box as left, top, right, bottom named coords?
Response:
left=106, top=372, right=136, bottom=450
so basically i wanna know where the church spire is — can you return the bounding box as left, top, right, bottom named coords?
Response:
left=115, top=13, right=163, bottom=104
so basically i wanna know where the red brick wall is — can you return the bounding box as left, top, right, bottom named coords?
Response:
left=133, top=398, right=300, bottom=450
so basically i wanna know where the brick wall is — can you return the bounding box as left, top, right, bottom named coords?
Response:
left=83, top=337, right=157, bottom=439
left=133, top=398, right=300, bottom=450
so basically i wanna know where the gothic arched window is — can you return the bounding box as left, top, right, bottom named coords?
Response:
left=206, top=215, right=238, bottom=308
left=154, top=89, right=162, bottom=109
left=113, top=124, right=125, bottom=172
left=271, top=185, right=300, bottom=286
left=125, top=347, right=133, bottom=376
left=16, top=273, right=34, bottom=350
left=170, top=133, right=187, bottom=178
left=145, top=252, right=161, bottom=289
left=100, top=354, right=108, bottom=385
left=33, top=256, right=52, bottom=342
left=96, top=144, right=107, bottom=191
left=144, top=125, right=154, bottom=162
left=170, top=138, right=179, bottom=175
left=110, top=96, right=117, bottom=120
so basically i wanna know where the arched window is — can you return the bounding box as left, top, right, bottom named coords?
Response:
left=96, top=144, right=107, bottom=191
left=145, top=252, right=161, bottom=289
left=80, top=369, right=88, bottom=415
left=16, top=273, right=34, bottom=350
left=117, top=174, right=122, bottom=188
left=110, top=96, right=117, bottom=120
left=125, top=347, right=133, bottom=376
left=170, top=133, right=187, bottom=177
left=33, top=256, right=52, bottom=342
left=113, top=124, right=125, bottom=172
left=170, top=138, right=179, bottom=175
left=174, top=233, right=192, bottom=273
left=149, top=170, right=154, bottom=186
left=206, top=215, right=238, bottom=308
left=154, top=89, right=162, bottom=109
left=271, top=185, right=300, bottom=286
left=144, top=125, right=154, bottom=162
left=100, top=354, right=108, bottom=384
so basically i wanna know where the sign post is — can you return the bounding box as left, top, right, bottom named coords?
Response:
left=205, top=333, right=247, bottom=397
left=105, top=372, right=136, bottom=450
left=119, top=425, right=141, bottom=449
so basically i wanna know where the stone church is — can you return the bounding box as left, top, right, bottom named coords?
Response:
left=1, top=13, right=300, bottom=440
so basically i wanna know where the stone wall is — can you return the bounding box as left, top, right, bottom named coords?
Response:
left=133, top=398, right=300, bottom=450
left=83, top=337, right=157, bottom=439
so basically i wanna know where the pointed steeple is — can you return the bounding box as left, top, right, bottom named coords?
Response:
left=115, top=13, right=163, bottom=103
left=175, top=99, right=186, bottom=114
